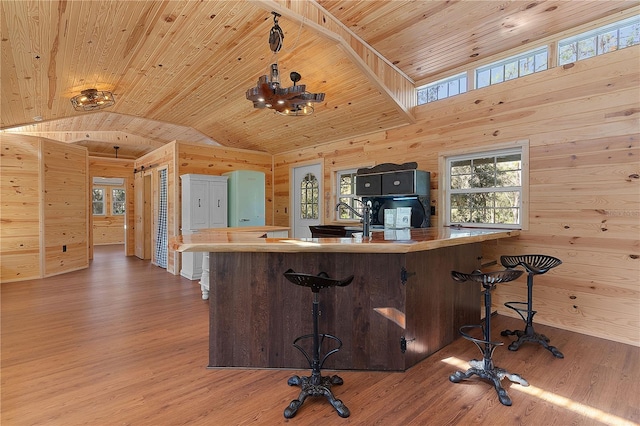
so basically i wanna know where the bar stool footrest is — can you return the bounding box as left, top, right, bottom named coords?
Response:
left=501, top=302, right=564, bottom=358
left=292, top=333, right=343, bottom=370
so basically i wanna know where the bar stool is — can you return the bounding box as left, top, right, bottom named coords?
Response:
left=500, top=254, right=564, bottom=358
left=282, top=268, right=354, bottom=419
left=449, top=269, right=529, bottom=406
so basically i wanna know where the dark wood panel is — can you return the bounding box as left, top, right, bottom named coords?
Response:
left=208, top=247, right=482, bottom=371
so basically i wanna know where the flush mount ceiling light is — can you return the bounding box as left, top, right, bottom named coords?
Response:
left=245, top=12, right=325, bottom=116
left=70, top=88, right=115, bottom=111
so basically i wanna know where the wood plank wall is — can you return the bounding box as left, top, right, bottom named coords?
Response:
left=1, top=134, right=91, bottom=282
left=0, top=134, right=42, bottom=282
left=273, top=45, right=640, bottom=346
left=88, top=158, right=135, bottom=256
left=42, top=140, right=89, bottom=277
left=133, top=140, right=273, bottom=275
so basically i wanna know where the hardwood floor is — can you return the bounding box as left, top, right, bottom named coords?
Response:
left=2, top=245, right=638, bottom=425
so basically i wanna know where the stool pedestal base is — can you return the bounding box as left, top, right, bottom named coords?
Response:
left=501, top=326, right=564, bottom=358
left=284, top=373, right=349, bottom=418
left=450, top=359, right=529, bottom=406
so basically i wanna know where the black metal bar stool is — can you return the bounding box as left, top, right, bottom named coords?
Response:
left=449, top=269, right=529, bottom=406
left=500, top=254, right=564, bottom=358
left=282, top=268, right=354, bottom=419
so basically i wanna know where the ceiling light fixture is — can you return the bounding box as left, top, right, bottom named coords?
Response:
left=245, top=12, right=324, bottom=116
left=70, top=88, right=115, bottom=111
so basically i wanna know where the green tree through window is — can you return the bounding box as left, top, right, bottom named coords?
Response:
left=447, top=149, right=523, bottom=228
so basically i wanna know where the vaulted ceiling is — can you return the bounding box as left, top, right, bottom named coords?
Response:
left=1, top=0, right=635, bottom=158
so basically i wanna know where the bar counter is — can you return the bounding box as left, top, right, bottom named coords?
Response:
left=171, top=226, right=519, bottom=254
left=170, top=226, right=519, bottom=371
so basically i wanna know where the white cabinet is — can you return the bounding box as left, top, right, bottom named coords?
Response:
left=180, top=174, right=227, bottom=281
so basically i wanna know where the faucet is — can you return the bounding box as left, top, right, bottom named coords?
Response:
left=335, top=199, right=372, bottom=238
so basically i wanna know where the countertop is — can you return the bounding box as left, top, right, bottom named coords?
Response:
left=170, top=226, right=519, bottom=254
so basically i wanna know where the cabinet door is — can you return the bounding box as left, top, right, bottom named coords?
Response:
left=209, top=182, right=228, bottom=228
left=188, top=179, right=210, bottom=229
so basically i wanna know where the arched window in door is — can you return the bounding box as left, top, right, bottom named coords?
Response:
left=300, top=173, right=319, bottom=219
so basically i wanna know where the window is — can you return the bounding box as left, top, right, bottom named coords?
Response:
left=112, top=188, right=126, bottom=215
left=558, top=16, right=640, bottom=65
left=475, top=47, right=548, bottom=89
left=445, top=146, right=526, bottom=229
left=300, top=173, right=319, bottom=219
left=336, top=169, right=360, bottom=220
left=417, top=73, right=468, bottom=105
left=92, top=188, right=105, bottom=215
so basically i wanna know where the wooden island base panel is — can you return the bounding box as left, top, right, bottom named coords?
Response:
left=170, top=227, right=519, bottom=371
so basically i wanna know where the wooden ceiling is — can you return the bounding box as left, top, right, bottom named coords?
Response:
left=1, top=0, right=636, bottom=158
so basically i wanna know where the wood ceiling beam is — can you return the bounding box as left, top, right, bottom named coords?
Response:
left=1, top=130, right=166, bottom=148
left=254, top=0, right=417, bottom=124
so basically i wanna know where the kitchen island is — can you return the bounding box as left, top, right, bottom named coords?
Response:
left=170, top=227, right=519, bottom=371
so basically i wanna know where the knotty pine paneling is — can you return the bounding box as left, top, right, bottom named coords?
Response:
left=273, top=46, right=640, bottom=346
left=88, top=157, right=135, bottom=258
left=42, top=140, right=89, bottom=277
left=0, top=134, right=41, bottom=282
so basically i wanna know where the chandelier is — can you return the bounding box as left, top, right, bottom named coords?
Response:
left=70, top=88, right=115, bottom=111
left=245, top=12, right=325, bottom=116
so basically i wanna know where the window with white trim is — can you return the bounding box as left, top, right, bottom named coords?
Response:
left=445, top=146, right=525, bottom=229
left=92, top=188, right=105, bottom=215
left=417, top=73, right=468, bottom=105
left=475, top=47, right=548, bottom=89
left=558, top=16, right=640, bottom=65
left=336, top=169, right=361, bottom=220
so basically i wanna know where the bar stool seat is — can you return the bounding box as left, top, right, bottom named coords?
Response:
left=449, top=269, right=529, bottom=406
left=282, top=269, right=353, bottom=419
left=500, top=254, right=564, bottom=358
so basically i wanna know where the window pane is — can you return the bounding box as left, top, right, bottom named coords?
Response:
left=417, top=89, right=428, bottom=105
left=490, top=66, right=504, bottom=84
left=450, top=174, right=472, bottom=190
left=427, top=86, right=438, bottom=102
left=598, top=30, right=618, bottom=54
left=450, top=194, right=470, bottom=223
left=619, top=22, right=640, bottom=48
left=496, top=170, right=521, bottom=186
left=578, top=37, right=596, bottom=60
left=519, top=57, right=534, bottom=76
left=534, top=51, right=547, bottom=71
left=448, top=80, right=459, bottom=96
left=505, top=61, right=518, bottom=80
left=112, top=189, right=125, bottom=202
left=92, top=189, right=104, bottom=202
left=451, top=159, right=472, bottom=175
left=300, top=173, right=319, bottom=219
left=476, top=69, right=490, bottom=88
left=559, top=43, right=577, bottom=65
left=93, top=202, right=104, bottom=215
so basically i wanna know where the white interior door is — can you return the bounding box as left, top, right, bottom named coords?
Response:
left=292, top=163, right=322, bottom=238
